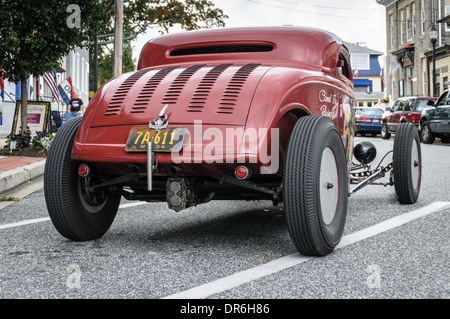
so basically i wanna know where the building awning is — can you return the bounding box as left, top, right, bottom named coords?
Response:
left=353, top=79, right=372, bottom=86
left=437, top=15, right=450, bottom=24
left=423, top=44, right=450, bottom=60
left=354, top=91, right=384, bottom=101
left=392, top=44, right=415, bottom=67
left=55, top=65, right=66, bottom=73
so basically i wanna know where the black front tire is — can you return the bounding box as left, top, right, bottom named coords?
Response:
left=44, top=117, right=121, bottom=240
left=393, top=123, right=422, bottom=204
left=284, top=116, right=348, bottom=256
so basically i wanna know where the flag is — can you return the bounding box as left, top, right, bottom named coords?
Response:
left=354, top=68, right=359, bottom=77
left=389, top=57, right=400, bottom=75
left=67, top=76, right=73, bottom=99
left=58, top=77, right=73, bottom=106
left=43, top=69, right=60, bottom=104
left=0, top=68, right=4, bottom=100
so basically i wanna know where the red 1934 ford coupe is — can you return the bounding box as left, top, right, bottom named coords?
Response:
left=44, top=27, right=422, bottom=256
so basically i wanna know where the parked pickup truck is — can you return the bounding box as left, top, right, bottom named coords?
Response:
left=420, top=89, right=450, bottom=144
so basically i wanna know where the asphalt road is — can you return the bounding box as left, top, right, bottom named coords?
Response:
left=0, top=136, right=449, bottom=305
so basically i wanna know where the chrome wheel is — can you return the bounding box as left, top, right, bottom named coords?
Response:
left=410, top=137, right=420, bottom=191
left=422, top=125, right=429, bottom=140
left=319, top=147, right=339, bottom=225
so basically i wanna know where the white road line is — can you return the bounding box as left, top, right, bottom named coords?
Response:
left=118, top=202, right=148, bottom=209
left=0, top=217, right=51, bottom=230
left=0, top=201, right=147, bottom=231
left=162, top=201, right=450, bottom=299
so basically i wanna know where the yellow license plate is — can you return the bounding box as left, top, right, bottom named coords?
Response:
left=125, top=127, right=186, bottom=152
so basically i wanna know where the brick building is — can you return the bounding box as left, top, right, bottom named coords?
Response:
left=376, top=0, right=450, bottom=99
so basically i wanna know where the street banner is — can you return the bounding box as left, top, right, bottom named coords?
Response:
left=58, top=77, right=73, bottom=106
left=390, top=57, right=400, bottom=74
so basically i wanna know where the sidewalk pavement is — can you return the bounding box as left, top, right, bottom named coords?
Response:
left=0, top=155, right=46, bottom=194
left=0, top=137, right=47, bottom=194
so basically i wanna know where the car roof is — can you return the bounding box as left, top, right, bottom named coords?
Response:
left=138, top=26, right=345, bottom=70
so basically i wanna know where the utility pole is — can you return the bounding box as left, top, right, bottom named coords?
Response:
left=93, top=0, right=101, bottom=93
left=93, top=34, right=98, bottom=93
left=113, top=0, right=123, bottom=77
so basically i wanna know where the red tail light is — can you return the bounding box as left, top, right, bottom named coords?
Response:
left=356, top=117, right=372, bottom=123
left=235, top=166, right=252, bottom=180
left=411, top=113, right=420, bottom=123
left=78, top=164, right=90, bottom=177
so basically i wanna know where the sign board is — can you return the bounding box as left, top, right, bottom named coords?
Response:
left=11, top=100, right=50, bottom=137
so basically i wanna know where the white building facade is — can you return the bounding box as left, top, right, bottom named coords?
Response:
left=0, top=47, right=89, bottom=136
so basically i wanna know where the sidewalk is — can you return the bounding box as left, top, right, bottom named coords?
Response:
left=0, top=155, right=46, bottom=194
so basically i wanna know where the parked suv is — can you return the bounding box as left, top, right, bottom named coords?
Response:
left=381, top=96, right=437, bottom=139
left=420, top=89, right=450, bottom=144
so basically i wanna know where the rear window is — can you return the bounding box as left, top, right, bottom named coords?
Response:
left=356, top=108, right=383, bottom=116
left=415, top=99, right=433, bottom=112
left=170, top=44, right=274, bottom=56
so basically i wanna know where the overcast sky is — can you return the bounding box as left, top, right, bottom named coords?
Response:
left=132, top=0, right=387, bottom=61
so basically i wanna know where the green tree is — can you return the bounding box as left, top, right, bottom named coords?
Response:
left=90, top=43, right=136, bottom=90
left=0, top=0, right=108, bottom=132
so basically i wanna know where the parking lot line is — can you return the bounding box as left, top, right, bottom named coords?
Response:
left=0, top=217, right=51, bottom=230
left=162, top=201, right=450, bottom=299
left=0, top=202, right=147, bottom=231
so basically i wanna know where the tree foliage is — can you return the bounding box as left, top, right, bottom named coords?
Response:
left=97, top=0, right=228, bottom=46
left=0, top=0, right=107, bottom=83
left=0, top=0, right=107, bottom=131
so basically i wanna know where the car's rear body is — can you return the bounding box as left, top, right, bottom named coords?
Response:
left=70, top=27, right=356, bottom=205
left=46, top=26, right=377, bottom=257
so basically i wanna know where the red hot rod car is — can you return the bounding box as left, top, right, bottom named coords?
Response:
left=44, top=27, right=422, bottom=256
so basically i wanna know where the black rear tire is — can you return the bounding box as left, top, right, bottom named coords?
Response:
left=44, top=117, right=121, bottom=240
left=420, top=121, right=435, bottom=144
left=284, top=116, right=348, bottom=256
left=393, top=123, right=421, bottom=204
left=381, top=122, right=391, bottom=139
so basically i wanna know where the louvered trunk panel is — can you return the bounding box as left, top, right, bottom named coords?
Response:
left=90, top=63, right=269, bottom=128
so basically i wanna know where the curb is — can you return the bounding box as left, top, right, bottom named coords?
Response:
left=0, top=159, right=46, bottom=194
